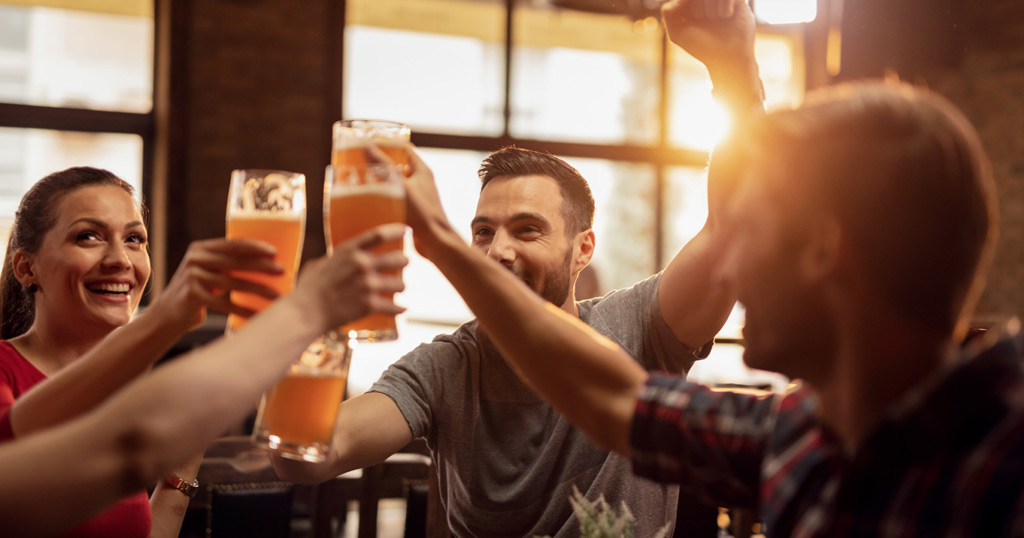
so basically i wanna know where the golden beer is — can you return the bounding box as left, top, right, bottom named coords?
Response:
left=225, top=214, right=305, bottom=331
left=252, top=336, right=351, bottom=462
left=224, top=169, right=305, bottom=334
left=331, top=142, right=410, bottom=176
left=256, top=373, right=347, bottom=449
left=326, top=182, right=405, bottom=339
left=327, top=119, right=409, bottom=342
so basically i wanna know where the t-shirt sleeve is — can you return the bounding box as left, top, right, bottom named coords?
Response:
left=368, top=336, right=464, bottom=441
left=631, top=372, right=776, bottom=508
left=582, top=273, right=709, bottom=375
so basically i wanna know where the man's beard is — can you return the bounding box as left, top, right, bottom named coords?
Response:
left=511, top=247, right=574, bottom=307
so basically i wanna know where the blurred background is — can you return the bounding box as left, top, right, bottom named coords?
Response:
left=0, top=0, right=1020, bottom=392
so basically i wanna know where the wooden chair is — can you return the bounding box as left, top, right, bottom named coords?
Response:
left=311, top=438, right=449, bottom=538
left=183, top=436, right=449, bottom=538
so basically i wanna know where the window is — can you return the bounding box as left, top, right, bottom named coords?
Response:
left=343, top=0, right=808, bottom=301
left=344, top=0, right=505, bottom=136
left=753, top=0, right=818, bottom=25
left=510, top=8, right=662, bottom=145
left=0, top=1, right=153, bottom=261
left=0, top=3, right=152, bottom=112
left=341, top=0, right=811, bottom=385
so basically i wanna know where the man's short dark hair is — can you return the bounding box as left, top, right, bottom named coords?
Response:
left=478, top=146, right=596, bottom=236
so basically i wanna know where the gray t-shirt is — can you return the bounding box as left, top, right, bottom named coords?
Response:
left=370, top=273, right=700, bottom=537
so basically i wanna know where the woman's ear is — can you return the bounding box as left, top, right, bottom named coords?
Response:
left=11, top=250, right=36, bottom=288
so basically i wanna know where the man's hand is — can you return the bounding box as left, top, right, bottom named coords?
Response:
left=292, top=224, right=408, bottom=333
left=662, top=0, right=762, bottom=220
left=363, top=143, right=457, bottom=262
left=661, top=0, right=757, bottom=83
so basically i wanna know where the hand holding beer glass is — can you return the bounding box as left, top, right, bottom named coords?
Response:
left=252, top=336, right=352, bottom=462
left=326, top=120, right=409, bottom=342
left=225, top=169, right=306, bottom=333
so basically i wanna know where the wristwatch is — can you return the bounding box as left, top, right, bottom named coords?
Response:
left=163, top=474, right=199, bottom=498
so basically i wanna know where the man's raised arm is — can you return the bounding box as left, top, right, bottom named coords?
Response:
left=400, top=146, right=646, bottom=456
left=657, top=0, right=763, bottom=351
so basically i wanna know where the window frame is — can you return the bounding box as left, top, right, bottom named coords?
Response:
left=341, top=0, right=814, bottom=271
left=0, top=2, right=158, bottom=298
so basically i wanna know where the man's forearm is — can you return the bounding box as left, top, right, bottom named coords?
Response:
left=658, top=226, right=736, bottom=351
left=658, top=43, right=763, bottom=349
left=419, top=218, right=646, bottom=455
left=707, top=55, right=765, bottom=117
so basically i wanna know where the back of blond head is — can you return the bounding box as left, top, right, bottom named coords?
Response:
left=745, top=81, right=997, bottom=332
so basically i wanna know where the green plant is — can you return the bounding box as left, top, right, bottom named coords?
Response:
left=537, top=486, right=670, bottom=538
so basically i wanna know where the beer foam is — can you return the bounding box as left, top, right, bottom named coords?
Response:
left=329, top=181, right=404, bottom=199
left=226, top=211, right=306, bottom=221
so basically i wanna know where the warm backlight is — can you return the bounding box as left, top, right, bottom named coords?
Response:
left=754, top=0, right=817, bottom=24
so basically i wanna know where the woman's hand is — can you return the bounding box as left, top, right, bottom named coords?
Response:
left=154, top=238, right=284, bottom=331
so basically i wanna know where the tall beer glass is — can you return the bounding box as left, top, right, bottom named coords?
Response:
left=327, top=120, right=408, bottom=342
left=332, top=119, right=411, bottom=176
left=225, top=169, right=306, bottom=333
left=251, top=336, right=352, bottom=462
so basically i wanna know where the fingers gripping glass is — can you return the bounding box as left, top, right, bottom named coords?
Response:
left=326, top=120, right=409, bottom=343
left=224, top=169, right=306, bottom=334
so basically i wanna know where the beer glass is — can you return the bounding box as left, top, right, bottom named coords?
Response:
left=224, top=169, right=306, bottom=333
left=251, top=336, right=352, bottom=462
left=332, top=119, right=411, bottom=175
left=327, top=119, right=409, bottom=342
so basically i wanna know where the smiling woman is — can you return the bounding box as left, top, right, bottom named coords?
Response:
left=22, top=184, right=150, bottom=337
left=0, top=166, right=299, bottom=538
left=0, top=167, right=144, bottom=341
left=0, top=165, right=410, bottom=536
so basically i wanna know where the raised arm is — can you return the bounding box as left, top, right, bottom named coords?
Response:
left=8, top=238, right=285, bottom=437
left=387, top=0, right=762, bottom=467
left=657, top=0, right=763, bottom=350
left=0, top=224, right=408, bottom=537
left=402, top=147, right=644, bottom=456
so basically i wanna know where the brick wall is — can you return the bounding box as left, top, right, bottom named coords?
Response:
left=833, top=0, right=1024, bottom=323
left=929, top=0, right=1024, bottom=322
left=163, top=0, right=338, bottom=279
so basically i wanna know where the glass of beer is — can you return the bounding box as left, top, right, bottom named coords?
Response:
left=332, top=119, right=411, bottom=176
left=327, top=119, right=409, bottom=343
left=251, top=336, right=352, bottom=462
left=224, top=169, right=306, bottom=333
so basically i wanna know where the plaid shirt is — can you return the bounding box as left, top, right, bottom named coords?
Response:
left=631, top=320, right=1024, bottom=537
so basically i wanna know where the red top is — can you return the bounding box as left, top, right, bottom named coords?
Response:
left=0, top=340, right=153, bottom=537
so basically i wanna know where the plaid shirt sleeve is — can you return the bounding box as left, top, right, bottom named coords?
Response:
left=631, top=372, right=780, bottom=509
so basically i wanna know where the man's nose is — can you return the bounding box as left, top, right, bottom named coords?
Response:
left=485, top=229, right=516, bottom=265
